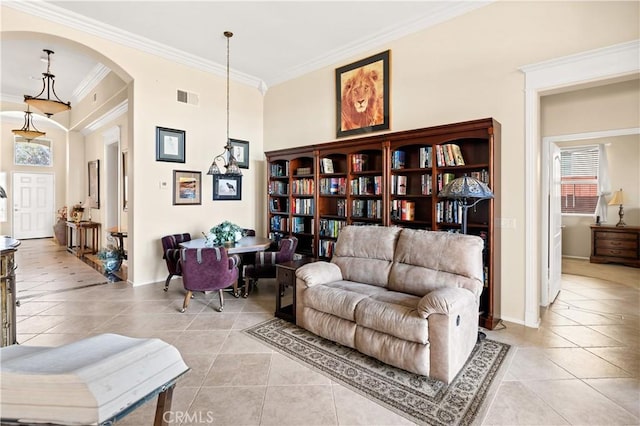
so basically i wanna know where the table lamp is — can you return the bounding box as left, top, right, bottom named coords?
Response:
left=83, top=197, right=98, bottom=222
left=608, top=189, right=626, bottom=227
left=438, top=175, right=494, bottom=234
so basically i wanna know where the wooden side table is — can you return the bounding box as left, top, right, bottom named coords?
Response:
left=590, top=224, right=640, bottom=268
left=275, top=257, right=317, bottom=323
left=66, top=221, right=101, bottom=258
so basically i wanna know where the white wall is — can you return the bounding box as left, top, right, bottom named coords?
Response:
left=263, top=1, right=640, bottom=323
left=1, top=6, right=264, bottom=285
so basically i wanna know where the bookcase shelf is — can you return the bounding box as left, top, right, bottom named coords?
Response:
left=266, top=118, right=500, bottom=329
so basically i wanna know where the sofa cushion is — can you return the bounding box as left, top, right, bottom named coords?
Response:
left=331, top=226, right=401, bottom=287
left=389, top=229, right=484, bottom=297
left=302, top=280, right=387, bottom=321
left=355, top=291, right=427, bottom=344
left=355, top=326, right=430, bottom=376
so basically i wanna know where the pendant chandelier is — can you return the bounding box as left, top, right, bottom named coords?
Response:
left=12, top=106, right=46, bottom=140
left=207, top=31, right=242, bottom=176
left=24, top=49, right=71, bottom=117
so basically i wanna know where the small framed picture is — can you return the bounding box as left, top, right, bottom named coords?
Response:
left=336, top=50, right=390, bottom=138
left=173, top=170, right=202, bottom=205
left=156, top=127, right=185, bottom=163
left=212, top=175, right=242, bottom=201
left=229, top=138, right=249, bottom=169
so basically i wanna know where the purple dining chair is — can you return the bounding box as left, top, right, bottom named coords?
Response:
left=243, top=236, right=298, bottom=297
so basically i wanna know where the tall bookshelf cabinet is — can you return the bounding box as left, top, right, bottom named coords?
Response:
left=265, top=118, right=501, bottom=329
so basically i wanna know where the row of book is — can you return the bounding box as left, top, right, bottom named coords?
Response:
left=435, top=144, right=465, bottom=167
left=436, top=200, right=464, bottom=224
left=269, top=181, right=288, bottom=195
left=390, top=174, right=434, bottom=195
left=270, top=162, right=289, bottom=177
left=351, top=154, right=369, bottom=172
left=292, top=198, right=314, bottom=215
left=391, top=150, right=405, bottom=169
left=318, top=240, right=336, bottom=258
left=292, top=217, right=313, bottom=234
left=350, top=176, right=382, bottom=195
left=291, top=178, right=314, bottom=195
left=269, top=198, right=289, bottom=213
left=320, top=158, right=335, bottom=174
left=319, top=177, right=347, bottom=195
left=390, top=200, right=415, bottom=221
left=296, top=167, right=312, bottom=175
left=318, top=219, right=346, bottom=238
left=270, top=215, right=289, bottom=232
left=352, top=199, right=383, bottom=219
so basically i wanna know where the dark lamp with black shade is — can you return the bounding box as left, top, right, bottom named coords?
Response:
left=207, top=31, right=242, bottom=177
left=438, top=175, right=494, bottom=234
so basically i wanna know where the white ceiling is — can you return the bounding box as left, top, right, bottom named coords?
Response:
left=1, top=1, right=491, bottom=106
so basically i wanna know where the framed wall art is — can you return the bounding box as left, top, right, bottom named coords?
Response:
left=156, top=126, right=185, bottom=163
left=335, top=50, right=390, bottom=138
left=229, top=138, right=249, bottom=169
left=212, top=175, right=242, bottom=201
left=173, top=170, right=202, bottom=205
left=88, top=160, right=100, bottom=208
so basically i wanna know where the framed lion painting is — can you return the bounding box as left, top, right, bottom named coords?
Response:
left=336, top=50, right=390, bottom=138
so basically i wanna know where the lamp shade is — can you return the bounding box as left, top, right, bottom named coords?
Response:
left=608, top=189, right=625, bottom=206
left=83, top=197, right=98, bottom=209
left=439, top=175, right=494, bottom=200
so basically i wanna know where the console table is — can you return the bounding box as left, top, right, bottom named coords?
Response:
left=66, top=221, right=100, bottom=258
left=590, top=225, right=640, bottom=268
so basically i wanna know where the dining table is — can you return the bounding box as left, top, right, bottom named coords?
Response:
left=179, top=236, right=273, bottom=295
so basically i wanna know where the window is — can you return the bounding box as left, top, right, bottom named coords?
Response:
left=14, top=136, right=53, bottom=167
left=560, top=146, right=599, bottom=215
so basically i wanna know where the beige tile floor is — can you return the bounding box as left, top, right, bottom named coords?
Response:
left=10, top=239, right=640, bottom=425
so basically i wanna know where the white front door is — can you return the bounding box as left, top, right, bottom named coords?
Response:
left=548, top=144, right=563, bottom=304
left=12, top=172, right=55, bottom=239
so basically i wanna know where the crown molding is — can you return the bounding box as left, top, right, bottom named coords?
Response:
left=81, top=99, right=128, bottom=136
left=5, top=1, right=266, bottom=93
left=266, top=1, right=492, bottom=87
left=72, top=63, right=110, bottom=103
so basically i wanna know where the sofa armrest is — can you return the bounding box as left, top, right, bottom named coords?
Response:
left=417, top=287, right=476, bottom=318
left=296, top=261, right=343, bottom=287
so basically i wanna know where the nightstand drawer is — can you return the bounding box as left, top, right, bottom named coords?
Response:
left=595, top=239, right=637, bottom=250
left=594, top=231, right=637, bottom=241
left=595, top=248, right=637, bottom=259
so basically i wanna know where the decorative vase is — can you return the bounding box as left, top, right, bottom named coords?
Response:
left=224, top=240, right=235, bottom=248
left=102, top=257, right=122, bottom=274
left=53, top=220, right=67, bottom=246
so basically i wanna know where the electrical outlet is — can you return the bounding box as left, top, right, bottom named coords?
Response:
left=159, top=181, right=168, bottom=190
left=497, top=218, right=516, bottom=228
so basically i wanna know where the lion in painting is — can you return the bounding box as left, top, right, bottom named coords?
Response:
left=341, top=67, right=384, bottom=131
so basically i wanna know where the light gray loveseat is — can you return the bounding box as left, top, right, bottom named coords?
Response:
left=295, top=225, right=484, bottom=383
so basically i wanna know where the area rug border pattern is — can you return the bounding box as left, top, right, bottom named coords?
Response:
left=244, top=318, right=511, bottom=426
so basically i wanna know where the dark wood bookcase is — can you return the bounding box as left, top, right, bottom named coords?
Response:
left=265, top=118, right=501, bottom=329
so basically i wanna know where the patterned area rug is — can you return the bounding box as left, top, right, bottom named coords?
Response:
left=244, top=318, right=511, bottom=426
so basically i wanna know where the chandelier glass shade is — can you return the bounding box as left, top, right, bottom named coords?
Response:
left=24, top=49, right=71, bottom=118
left=207, top=31, right=242, bottom=177
left=12, top=107, right=45, bottom=140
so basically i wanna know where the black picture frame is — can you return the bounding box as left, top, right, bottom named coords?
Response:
left=212, top=175, right=242, bottom=200
left=156, top=126, right=185, bottom=163
left=229, top=138, right=250, bottom=169
left=88, top=160, right=100, bottom=208
left=173, top=170, right=202, bottom=205
left=335, top=50, right=390, bottom=138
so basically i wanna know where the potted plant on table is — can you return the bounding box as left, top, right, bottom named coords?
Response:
left=205, top=221, right=246, bottom=247
left=96, top=243, right=125, bottom=274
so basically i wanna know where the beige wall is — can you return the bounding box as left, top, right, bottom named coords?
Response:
left=1, top=6, right=265, bottom=285
left=542, top=79, right=640, bottom=258
left=264, top=1, right=639, bottom=324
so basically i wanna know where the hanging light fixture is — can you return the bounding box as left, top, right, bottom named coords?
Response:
left=24, top=49, right=71, bottom=117
left=12, top=106, right=46, bottom=140
left=207, top=31, right=242, bottom=177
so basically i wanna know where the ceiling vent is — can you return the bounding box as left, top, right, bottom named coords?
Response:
left=177, top=90, right=199, bottom=106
